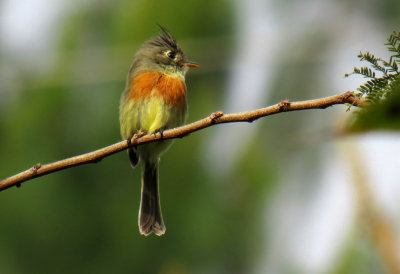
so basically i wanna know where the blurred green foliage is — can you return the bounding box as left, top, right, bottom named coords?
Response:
left=1, top=1, right=399, bottom=273
left=351, top=77, right=400, bottom=131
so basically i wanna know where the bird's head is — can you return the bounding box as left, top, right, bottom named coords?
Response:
left=132, top=25, right=199, bottom=78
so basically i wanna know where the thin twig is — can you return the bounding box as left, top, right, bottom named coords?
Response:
left=0, top=91, right=363, bottom=191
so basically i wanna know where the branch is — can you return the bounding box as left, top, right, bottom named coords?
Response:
left=0, top=91, right=363, bottom=191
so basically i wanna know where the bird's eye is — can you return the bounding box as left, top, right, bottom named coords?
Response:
left=166, top=51, right=175, bottom=59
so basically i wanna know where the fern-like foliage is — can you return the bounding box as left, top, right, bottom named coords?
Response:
left=345, top=31, right=400, bottom=104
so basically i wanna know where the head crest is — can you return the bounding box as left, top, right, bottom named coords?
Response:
left=148, top=24, right=179, bottom=50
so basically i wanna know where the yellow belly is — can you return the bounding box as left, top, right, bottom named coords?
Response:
left=120, top=95, right=187, bottom=160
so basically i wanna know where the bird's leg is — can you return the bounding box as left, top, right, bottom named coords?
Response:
left=127, top=130, right=146, bottom=146
left=126, top=131, right=146, bottom=168
left=153, top=127, right=166, bottom=139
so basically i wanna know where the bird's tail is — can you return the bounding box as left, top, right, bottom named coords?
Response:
left=139, top=160, right=165, bottom=236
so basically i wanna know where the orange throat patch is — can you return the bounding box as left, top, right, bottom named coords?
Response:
left=126, top=71, right=187, bottom=110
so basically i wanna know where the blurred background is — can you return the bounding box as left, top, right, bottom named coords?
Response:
left=1, top=0, right=400, bottom=273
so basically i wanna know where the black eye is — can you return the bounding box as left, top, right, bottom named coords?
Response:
left=166, top=51, right=175, bottom=59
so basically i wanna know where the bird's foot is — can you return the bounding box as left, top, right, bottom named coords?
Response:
left=153, top=127, right=166, bottom=139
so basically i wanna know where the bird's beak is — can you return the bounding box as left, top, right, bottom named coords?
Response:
left=182, top=61, right=200, bottom=68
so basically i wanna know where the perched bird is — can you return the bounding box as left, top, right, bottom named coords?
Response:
left=119, top=26, right=198, bottom=236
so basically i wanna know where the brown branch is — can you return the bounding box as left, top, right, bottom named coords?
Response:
left=0, top=91, right=363, bottom=191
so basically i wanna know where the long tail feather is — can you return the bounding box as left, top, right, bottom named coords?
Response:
left=139, top=160, right=165, bottom=236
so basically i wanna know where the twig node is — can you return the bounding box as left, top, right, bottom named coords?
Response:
left=210, top=111, right=224, bottom=122
left=278, top=100, right=291, bottom=110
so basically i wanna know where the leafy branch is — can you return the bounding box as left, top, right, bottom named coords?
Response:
left=345, top=31, right=400, bottom=104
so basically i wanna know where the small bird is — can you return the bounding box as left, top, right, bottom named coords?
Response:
left=119, top=26, right=198, bottom=236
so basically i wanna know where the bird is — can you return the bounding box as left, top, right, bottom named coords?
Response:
left=119, top=25, right=199, bottom=236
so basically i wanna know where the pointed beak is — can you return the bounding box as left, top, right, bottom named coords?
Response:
left=182, top=61, right=200, bottom=68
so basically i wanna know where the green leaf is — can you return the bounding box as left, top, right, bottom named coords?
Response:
left=349, top=77, right=400, bottom=132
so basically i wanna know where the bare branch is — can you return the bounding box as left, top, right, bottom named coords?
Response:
left=0, top=91, right=363, bottom=191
